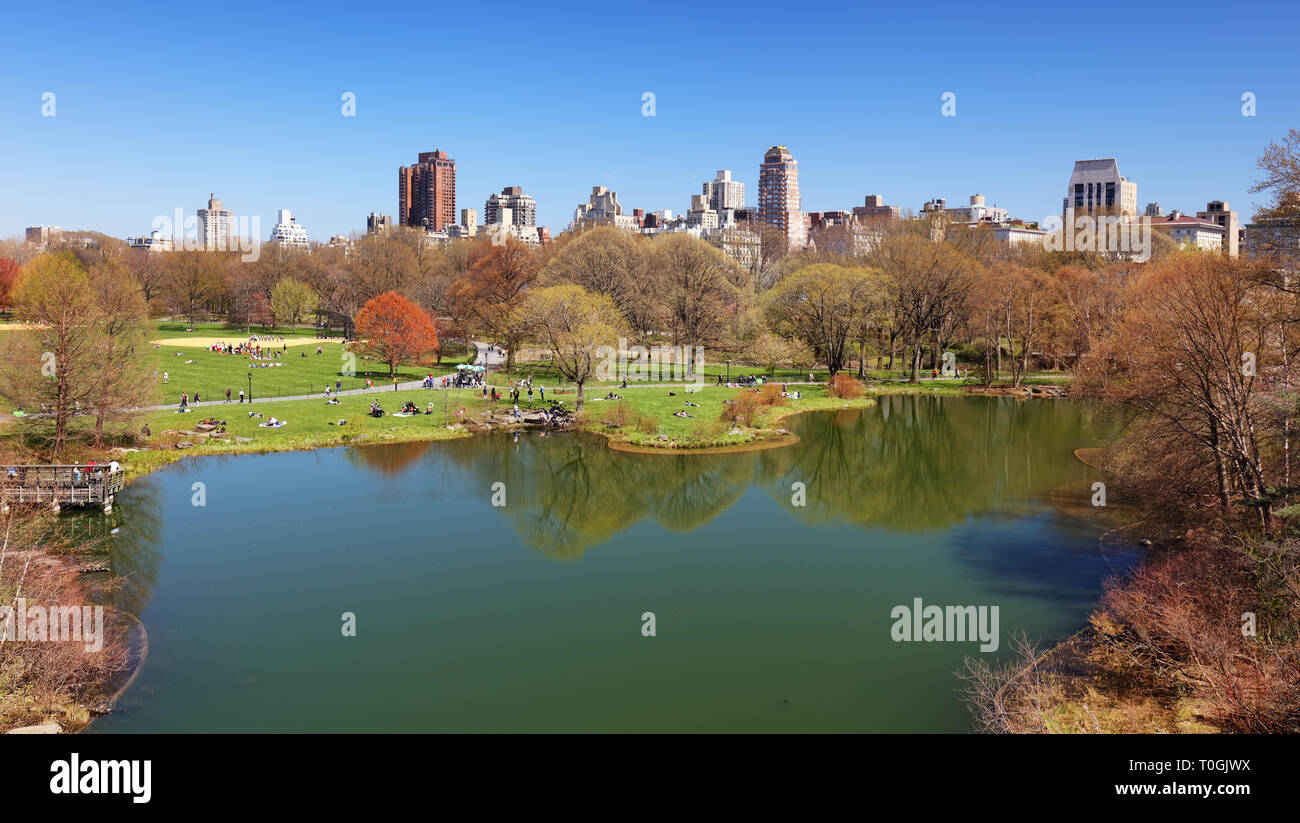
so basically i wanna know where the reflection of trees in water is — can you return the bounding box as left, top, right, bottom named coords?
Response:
left=761, top=395, right=1098, bottom=532
left=445, top=433, right=752, bottom=558
left=87, top=477, right=164, bottom=616
left=433, top=397, right=1100, bottom=557
left=344, top=440, right=435, bottom=476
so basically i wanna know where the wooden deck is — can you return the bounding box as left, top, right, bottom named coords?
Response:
left=1, top=464, right=126, bottom=508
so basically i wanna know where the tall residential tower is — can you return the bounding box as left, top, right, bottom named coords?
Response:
left=398, top=150, right=457, bottom=232
left=757, top=146, right=806, bottom=249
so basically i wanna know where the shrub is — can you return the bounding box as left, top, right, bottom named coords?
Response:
left=827, top=373, right=864, bottom=398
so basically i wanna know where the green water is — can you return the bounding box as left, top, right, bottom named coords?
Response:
left=88, top=395, right=1133, bottom=733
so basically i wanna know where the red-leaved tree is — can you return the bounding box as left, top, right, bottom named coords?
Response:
left=0, top=257, right=19, bottom=312
left=352, top=291, right=439, bottom=378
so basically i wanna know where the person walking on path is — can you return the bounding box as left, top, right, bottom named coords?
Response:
left=226, top=388, right=231, bottom=403
left=180, top=392, right=188, bottom=410
left=238, top=389, right=245, bottom=403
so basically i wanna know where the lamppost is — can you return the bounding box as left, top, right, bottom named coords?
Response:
left=247, top=372, right=252, bottom=403
left=726, top=358, right=731, bottom=384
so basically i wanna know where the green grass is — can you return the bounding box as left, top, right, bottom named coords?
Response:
left=146, top=321, right=476, bottom=404
left=122, top=387, right=493, bottom=475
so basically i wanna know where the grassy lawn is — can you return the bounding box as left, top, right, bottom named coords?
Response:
left=123, top=387, right=493, bottom=475
left=145, top=321, right=476, bottom=404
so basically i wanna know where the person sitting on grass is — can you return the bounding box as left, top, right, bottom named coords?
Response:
left=674, top=411, right=694, bottom=418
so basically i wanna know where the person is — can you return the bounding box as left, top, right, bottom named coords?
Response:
left=238, top=389, right=244, bottom=403
left=539, top=385, right=545, bottom=401
left=163, top=371, right=168, bottom=384
left=226, top=388, right=231, bottom=403
left=528, top=385, right=533, bottom=401
left=336, top=379, right=341, bottom=393
left=181, top=392, right=188, bottom=409
left=316, top=345, right=322, bottom=355
left=194, top=391, right=200, bottom=403
left=325, top=385, right=331, bottom=398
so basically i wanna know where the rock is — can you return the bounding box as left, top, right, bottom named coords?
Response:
left=1139, top=538, right=1153, bottom=546
left=175, top=441, right=194, bottom=449
left=5, top=723, right=62, bottom=734
left=235, top=436, right=253, bottom=442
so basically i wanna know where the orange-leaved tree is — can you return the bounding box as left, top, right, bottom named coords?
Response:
left=352, top=291, right=439, bottom=378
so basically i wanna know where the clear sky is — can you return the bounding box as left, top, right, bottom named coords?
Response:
left=2, top=0, right=1298, bottom=242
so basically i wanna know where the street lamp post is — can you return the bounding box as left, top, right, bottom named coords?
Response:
left=247, top=373, right=252, bottom=403
left=726, top=359, right=731, bottom=384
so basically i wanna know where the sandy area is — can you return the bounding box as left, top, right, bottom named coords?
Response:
left=152, top=336, right=342, bottom=348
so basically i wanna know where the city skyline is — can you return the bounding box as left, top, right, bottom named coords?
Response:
left=2, top=1, right=1297, bottom=241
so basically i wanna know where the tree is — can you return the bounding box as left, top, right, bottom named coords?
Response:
left=161, top=250, right=224, bottom=326
left=0, top=257, right=18, bottom=312
left=1087, top=252, right=1275, bottom=528
left=872, top=234, right=978, bottom=381
left=270, top=277, right=318, bottom=332
left=352, top=291, right=439, bottom=378
left=752, top=332, right=798, bottom=376
left=541, top=227, right=656, bottom=340
left=5, top=253, right=101, bottom=455
left=524, top=284, right=622, bottom=412
left=453, top=238, right=537, bottom=373
left=346, top=232, right=417, bottom=312
left=763, top=263, right=878, bottom=375
left=85, top=257, right=151, bottom=448
left=650, top=233, right=740, bottom=351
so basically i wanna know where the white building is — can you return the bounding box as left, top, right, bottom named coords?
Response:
left=127, top=230, right=175, bottom=252
left=1150, top=211, right=1225, bottom=252
left=686, top=194, right=719, bottom=230
left=269, top=209, right=309, bottom=249
left=702, top=169, right=744, bottom=212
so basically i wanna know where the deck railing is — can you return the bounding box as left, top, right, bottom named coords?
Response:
left=1, top=464, right=126, bottom=506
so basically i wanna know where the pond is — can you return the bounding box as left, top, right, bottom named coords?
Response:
left=87, top=395, right=1136, bottom=733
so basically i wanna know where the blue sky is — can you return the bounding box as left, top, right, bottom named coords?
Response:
left=2, top=0, right=1298, bottom=241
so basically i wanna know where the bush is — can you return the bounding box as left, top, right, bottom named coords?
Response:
left=827, top=373, right=864, bottom=398
left=634, top=411, right=658, bottom=434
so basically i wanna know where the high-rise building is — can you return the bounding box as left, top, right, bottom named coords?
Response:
left=757, top=146, right=806, bottom=250
left=484, top=186, right=537, bottom=226
left=1196, top=201, right=1240, bottom=257
left=269, top=209, right=309, bottom=249
left=1062, top=159, right=1138, bottom=218
left=398, top=150, right=457, bottom=232
left=25, top=225, right=63, bottom=245
left=366, top=212, right=393, bottom=234
left=574, top=186, right=637, bottom=231
left=703, top=170, right=744, bottom=212
left=197, top=193, right=234, bottom=251
left=686, top=194, right=720, bottom=230
left=460, top=208, right=478, bottom=236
